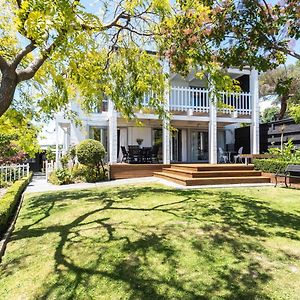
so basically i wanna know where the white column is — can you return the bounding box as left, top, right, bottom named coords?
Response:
left=55, top=119, right=59, bottom=169
left=209, top=92, right=218, bottom=164
left=163, top=119, right=170, bottom=164
left=250, top=69, right=260, bottom=154
left=108, top=100, right=118, bottom=164
left=181, top=129, right=187, bottom=162
left=162, top=60, right=171, bottom=165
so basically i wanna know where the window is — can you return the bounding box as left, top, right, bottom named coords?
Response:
left=89, top=127, right=108, bottom=151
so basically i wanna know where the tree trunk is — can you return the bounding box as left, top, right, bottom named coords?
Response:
left=278, top=93, right=289, bottom=120
left=0, top=70, right=18, bottom=117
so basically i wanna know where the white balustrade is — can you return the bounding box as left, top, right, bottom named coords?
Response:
left=219, top=91, right=252, bottom=115
left=109, top=87, right=252, bottom=115
left=168, top=86, right=251, bottom=115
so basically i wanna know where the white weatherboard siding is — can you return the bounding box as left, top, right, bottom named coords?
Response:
left=52, top=67, right=258, bottom=165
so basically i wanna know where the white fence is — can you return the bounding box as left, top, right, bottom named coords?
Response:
left=45, top=160, right=55, bottom=182
left=0, top=163, right=30, bottom=185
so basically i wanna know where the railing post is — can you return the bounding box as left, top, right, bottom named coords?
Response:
left=27, top=163, right=29, bottom=177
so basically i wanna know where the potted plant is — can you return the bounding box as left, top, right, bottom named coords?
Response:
left=136, top=138, right=143, bottom=147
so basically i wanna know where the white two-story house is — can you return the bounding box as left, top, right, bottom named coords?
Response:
left=54, top=67, right=259, bottom=165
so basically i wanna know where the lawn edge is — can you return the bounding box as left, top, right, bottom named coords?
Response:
left=0, top=186, right=29, bottom=262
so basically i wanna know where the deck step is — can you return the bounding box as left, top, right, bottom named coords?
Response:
left=162, top=168, right=262, bottom=178
left=154, top=171, right=270, bottom=186
left=170, top=164, right=254, bottom=172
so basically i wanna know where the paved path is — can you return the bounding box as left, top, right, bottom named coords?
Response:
left=26, top=174, right=273, bottom=194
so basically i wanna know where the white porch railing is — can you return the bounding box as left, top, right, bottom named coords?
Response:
left=141, top=86, right=252, bottom=115
left=0, top=163, right=30, bottom=185
left=219, top=91, right=252, bottom=115
left=170, top=87, right=210, bottom=112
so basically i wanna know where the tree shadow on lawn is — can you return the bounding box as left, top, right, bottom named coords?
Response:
left=5, top=186, right=300, bottom=299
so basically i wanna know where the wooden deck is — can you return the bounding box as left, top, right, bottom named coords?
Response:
left=110, top=163, right=271, bottom=186
left=109, top=164, right=170, bottom=179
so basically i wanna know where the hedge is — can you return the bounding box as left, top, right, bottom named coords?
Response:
left=254, top=159, right=300, bottom=174
left=0, top=173, right=32, bottom=236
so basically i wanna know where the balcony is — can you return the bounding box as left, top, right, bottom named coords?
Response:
left=143, top=86, right=252, bottom=116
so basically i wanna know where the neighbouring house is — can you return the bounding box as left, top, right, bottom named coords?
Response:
left=54, top=67, right=260, bottom=165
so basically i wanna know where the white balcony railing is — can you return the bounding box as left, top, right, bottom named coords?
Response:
left=142, top=86, right=252, bottom=115
left=219, top=91, right=252, bottom=115
left=170, top=87, right=210, bottom=113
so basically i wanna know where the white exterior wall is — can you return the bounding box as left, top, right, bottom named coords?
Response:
left=127, top=127, right=152, bottom=147
left=52, top=67, right=256, bottom=164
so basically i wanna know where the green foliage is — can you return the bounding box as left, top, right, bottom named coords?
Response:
left=253, top=159, right=294, bottom=174
left=67, top=145, right=76, bottom=163
left=159, top=0, right=300, bottom=95
left=289, top=105, right=300, bottom=124
left=0, top=0, right=171, bottom=120
left=260, top=106, right=279, bottom=123
left=48, top=169, right=73, bottom=185
left=0, top=109, right=40, bottom=157
left=255, top=140, right=300, bottom=173
left=71, top=164, right=107, bottom=183
left=268, top=139, right=300, bottom=162
left=60, top=154, right=69, bottom=169
left=260, top=63, right=300, bottom=119
left=76, top=139, right=106, bottom=174
left=46, top=147, right=56, bottom=161
left=0, top=173, right=32, bottom=236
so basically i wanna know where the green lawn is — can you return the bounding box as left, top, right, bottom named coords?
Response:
left=1, top=185, right=300, bottom=299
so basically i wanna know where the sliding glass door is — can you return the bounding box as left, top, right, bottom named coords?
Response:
left=191, top=131, right=208, bottom=162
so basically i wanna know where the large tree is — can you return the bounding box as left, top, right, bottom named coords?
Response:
left=158, top=0, right=300, bottom=82
left=0, top=0, right=170, bottom=119
left=260, top=63, right=300, bottom=120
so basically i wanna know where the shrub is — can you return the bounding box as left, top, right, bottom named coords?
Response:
left=76, top=139, right=106, bottom=176
left=0, top=173, right=32, bottom=236
left=71, top=164, right=106, bottom=183
left=60, top=153, right=69, bottom=169
left=254, top=159, right=300, bottom=174
left=49, top=169, right=73, bottom=185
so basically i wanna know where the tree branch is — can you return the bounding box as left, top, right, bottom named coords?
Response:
left=11, top=41, right=36, bottom=69
left=0, top=55, right=9, bottom=72
left=16, top=41, right=57, bottom=82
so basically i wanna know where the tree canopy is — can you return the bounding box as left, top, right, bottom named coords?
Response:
left=158, top=0, right=300, bottom=82
left=1, top=0, right=300, bottom=124
left=260, top=62, right=300, bottom=120
left=0, top=0, right=171, bottom=120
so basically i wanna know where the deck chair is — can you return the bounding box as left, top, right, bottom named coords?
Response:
left=218, top=147, right=228, bottom=163
left=234, top=147, right=244, bottom=163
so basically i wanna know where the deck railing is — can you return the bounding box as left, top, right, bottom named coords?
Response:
left=141, top=86, right=252, bottom=115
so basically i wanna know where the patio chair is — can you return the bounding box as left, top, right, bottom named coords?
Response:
left=234, top=147, right=244, bottom=163
left=218, top=147, right=228, bottom=163
left=151, top=145, right=160, bottom=163
left=121, top=146, right=129, bottom=163
left=141, top=147, right=152, bottom=164
left=128, top=145, right=140, bottom=163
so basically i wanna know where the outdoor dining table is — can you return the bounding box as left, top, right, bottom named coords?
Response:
left=128, top=146, right=152, bottom=163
